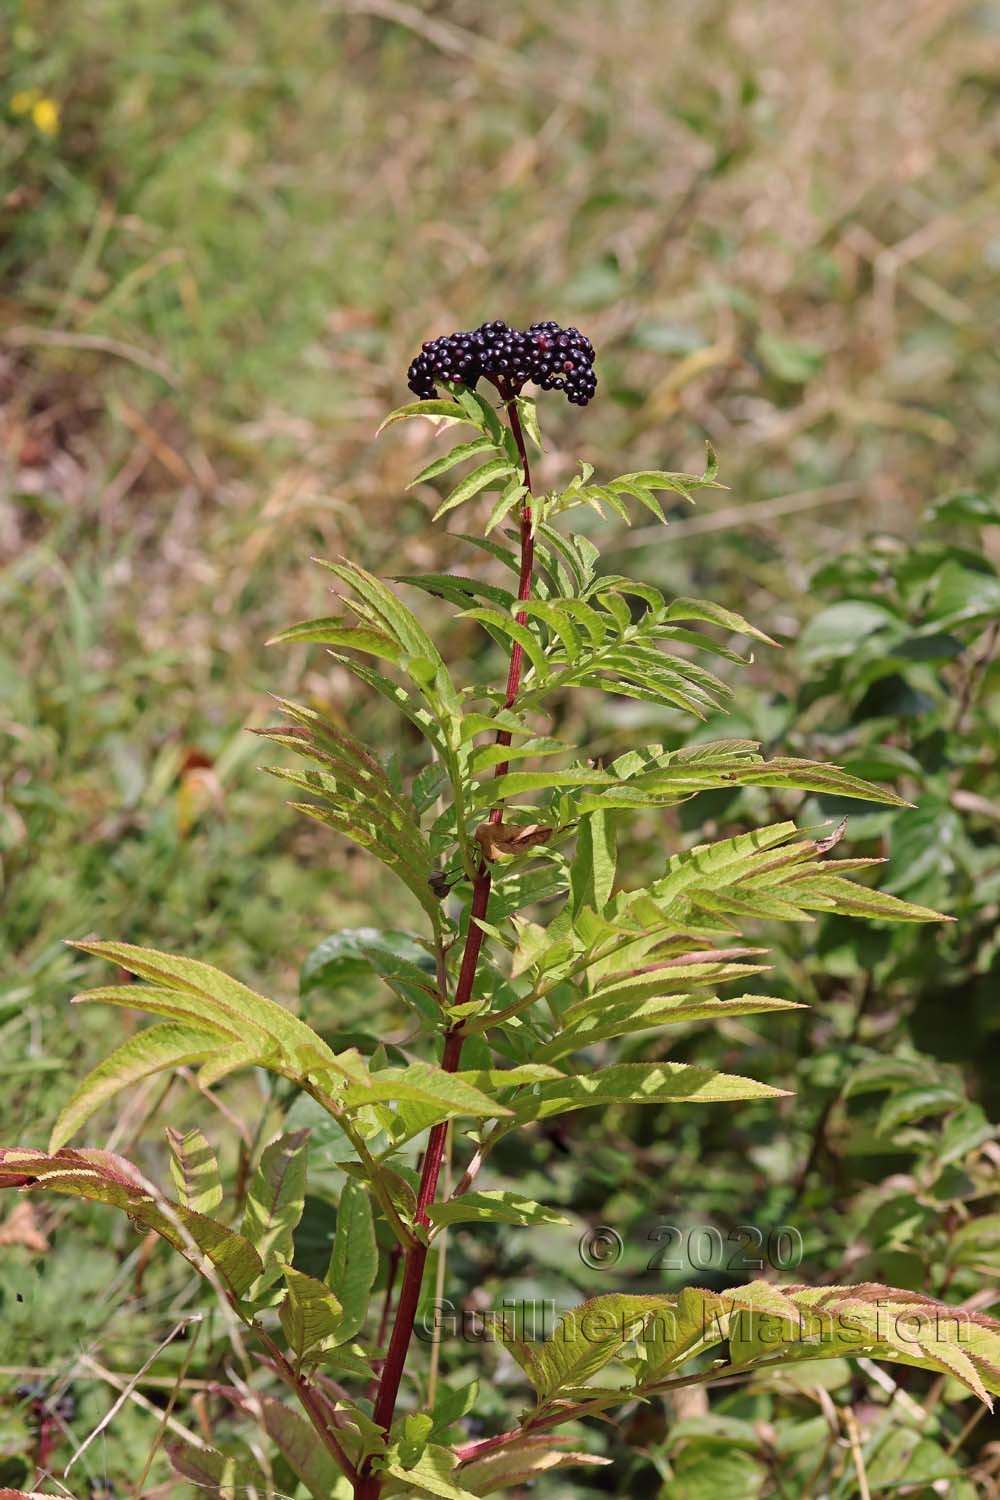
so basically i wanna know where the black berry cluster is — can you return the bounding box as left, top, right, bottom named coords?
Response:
left=14, top=1381, right=76, bottom=1424
left=407, top=319, right=597, bottom=406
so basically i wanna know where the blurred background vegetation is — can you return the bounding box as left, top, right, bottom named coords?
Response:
left=3, top=0, right=1000, bottom=1494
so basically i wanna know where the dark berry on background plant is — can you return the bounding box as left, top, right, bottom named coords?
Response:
left=406, top=318, right=598, bottom=405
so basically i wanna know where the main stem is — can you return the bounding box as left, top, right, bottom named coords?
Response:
left=356, top=388, right=534, bottom=1498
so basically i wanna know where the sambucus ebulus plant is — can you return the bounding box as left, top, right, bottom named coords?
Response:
left=4, top=325, right=999, bottom=1499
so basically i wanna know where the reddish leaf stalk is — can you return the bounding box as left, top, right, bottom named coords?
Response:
left=356, top=386, right=534, bottom=1498
left=253, top=1325, right=359, bottom=1484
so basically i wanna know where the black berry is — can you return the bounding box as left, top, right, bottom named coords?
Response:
left=406, top=319, right=597, bottom=407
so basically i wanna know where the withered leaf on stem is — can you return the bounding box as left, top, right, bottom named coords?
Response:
left=474, top=821, right=554, bottom=861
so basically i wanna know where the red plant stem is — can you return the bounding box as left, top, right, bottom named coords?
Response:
left=33, top=1411, right=56, bottom=1486
left=356, top=387, right=534, bottom=1499
left=379, top=1246, right=402, bottom=1347
left=366, top=1242, right=403, bottom=1402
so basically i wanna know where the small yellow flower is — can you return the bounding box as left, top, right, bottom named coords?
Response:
left=10, top=89, right=39, bottom=115
left=31, top=97, right=60, bottom=136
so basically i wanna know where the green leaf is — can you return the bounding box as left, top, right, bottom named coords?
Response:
left=797, top=600, right=901, bottom=663
left=197, top=1036, right=277, bottom=1089
left=791, top=872, right=948, bottom=923
left=551, top=595, right=609, bottom=646
left=661, top=597, right=777, bottom=646
left=318, top=560, right=446, bottom=672
left=452, top=384, right=504, bottom=443
left=484, top=477, right=527, bottom=534
left=564, top=954, right=772, bottom=1018
left=757, top=331, right=825, bottom=383
left=285, top=795, right=443, bottom=923
left=926, top=559, right=1000, bottom=630
left=523, top=1294, right=668, bottom=1400
left=877, top=1084, right=964, bottom=1136
left=259, top=714, right=430, bottom=858
left=409, top=437, right=495, bottom=487
left=394, top=572, right=515, bottom=612
left=460, top=1441, right=611, bottom=1495
left=397, top=1413, right=435, bottom=1467
left=278, top=1262, right=344, bottom=1362
left=755, top=1284, right=999, bottom=1404
left=570, top=810, right=617, bottom=915
left=69, top=984, right=241, bottom=1034
left=221, top=1389, right=346, bottom=1500
left=456, top=1066, right=566, bottom=1090
left=460, top=607, right=548, bottom=678
left=267, top=618, right=403, bottom=661
left=636, top=1285, right=727, bottom=1379
left=376, top=397, right=475, bottom=434
left=510, top=1063, right=787, bottom=1123
left=926, top=490, right=1000, bottom=526
left=724, top=756, right=910, bottom=807
left=509, top=918, right=573, bottom=981
left=517, top=599, right=583, bottom=662
left=326, top=1180, right=378, bottom=1342
left=1, top=1148, right=262, bottom=1297
left=166, top=1127, right=223, bottom=1215
left=427, top=1191, right=570, bottom=1228
left=241, top=1130, right=309, bottom=1273
left=168, top=1441, right=271, bottom=1497
left=951, top=1213, right=1000, bottom=1268
left=470, top=735, right=567, bottom=775
left=516, top=396, right=543, bottom=450
left=661, top=1448, right=767, bottom=1499
left=341, top=1064, right=511, bottom=1121
left=479, top=766, right=617, bottom=804
left=641, top=819, right=794, bottom=896
left=434, top=459, right=515, bottom=521
left=535, top=523, right=597, bottom=593
left=69, top=940, right=369, bottom=1086
left=300, top=928, right=435, bottom=999
left=540, top=994, right=804, bottom=1061
left=50, top=1024, right=228, bottom=1151
left=557, top=744, right=911, bottom=817
left=432, top=1380, right=480, bottom=1435
left=384, top=1443, right=480, bottom=1499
